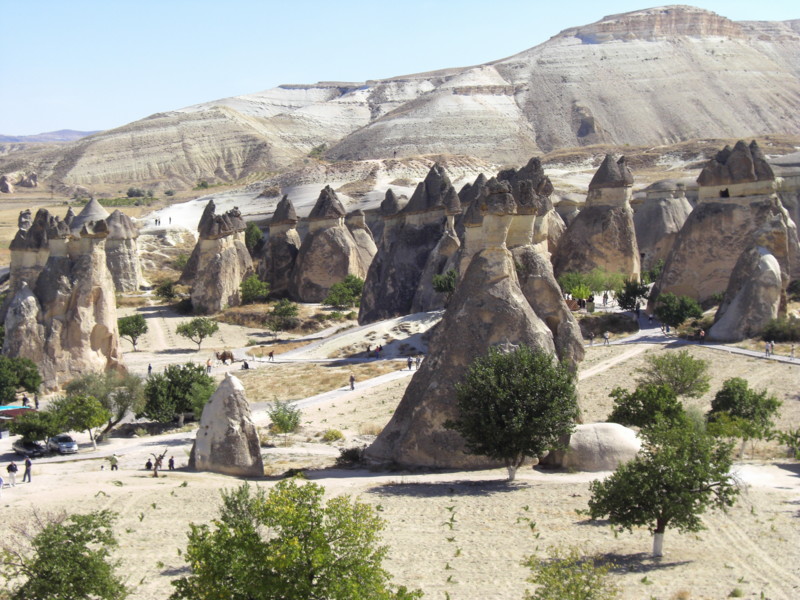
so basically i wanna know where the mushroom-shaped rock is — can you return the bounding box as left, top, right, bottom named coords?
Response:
left=105, top=210, right=143, bottom=292
left=541, top=423, right=640, bottom=472
left=189, top=374, right=264, bottom=477
left=69, top=198, right=110, bottom=234
left=271, top=194, right=298, bottom=225
left=257, top=195, right=301, bottom=297
left=589, top=154, right=634, bottom=189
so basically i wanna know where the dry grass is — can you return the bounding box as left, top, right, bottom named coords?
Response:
left=247, top=341, right=310, bottom=357
left=116, top=294, right=150, bottom=308
left=238, top=360, right=401, bottom=404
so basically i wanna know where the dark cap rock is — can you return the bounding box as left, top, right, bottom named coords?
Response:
left=308, top=186, right=346, bottom=220
left=403, top=163, right=455, bottom=214
left=197, top=200, right=247, bottom=239
left=10, top=209, right=50, bottom=251
left=589, top=154, right=634, bottom=189
left=271, top=195, right=298, bottom=225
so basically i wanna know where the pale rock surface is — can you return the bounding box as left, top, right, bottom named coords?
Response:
left=189, top=201, right=253, bottom=314
left=291, top=187, right=374, bottom=302
left=257, top=195, right=301, bottom=297
left=366, top=180, right=557, bottom=468
left=189, top=374, right=264, bottom=477
left=0, top=175, right=13, bottom=193
left=542, top=423, right=640, bottom=472
left=634, top=180, right=694, bottom=271
left=708, top=246, right=783, bottom=342
left=105, top=210, right=143, bottom=292
left=552, top=155, right=640, bottom=279
left=345, top=209, right=378, bottom=272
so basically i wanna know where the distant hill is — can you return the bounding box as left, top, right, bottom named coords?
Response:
left=0, top=129, right=101, bottom=143
left=1, top=5, right=799, bottom=189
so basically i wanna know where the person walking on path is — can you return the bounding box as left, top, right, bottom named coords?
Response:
left=603, top=331, right=610, bottom=346
left=268, top=350, right=274, bottom=362
left=206, top=358, right=212, bottom=374
left=765, top=341, right=771, bottom=357
left=349, top=374, right=355, bottom=391
left=699, top=330, right=705, bottom=344
left=109, top=454, right=119, bottom=471
left=148, top=363, right=153, bottom=377
left=588, top=332, right=595, bottom=346
left=7, top=461, right=18, bottom=486
left=415, top=355, right=421, bottom=369
left=22, top=457, right=32, bottom=483
left=407, top=356, right=413, bottom=370
left=168, top=456, right=175, bottom=471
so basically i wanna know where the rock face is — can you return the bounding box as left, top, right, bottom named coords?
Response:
left=290, top=186, right=375, bottom=302
left=541, top=423, right=640, bottom=472
left=654, top=141, right=800, bottom=304
left=2, top=208, right=124, bottom=391
left=0, top=175, right=13, bottom=193
left=189, top=374, right=264, bottom=477
left=708, top=246, right=783, bottom=342
left=104, top=210, right=143, bottom=292
left=365, top=179, right=563, bottom=469
left=634, top=180, right=694, bottom=271
left=552, top=155, right=640, bottom=279
left=189, top=201, right=253, bottom=314
left=257, top=195, right=301, bottom=297
left=17, top=209, right=32, bottom=231
left=359, top=164, right=460, bottom=323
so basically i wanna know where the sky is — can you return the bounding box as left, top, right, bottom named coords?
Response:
left=1, top=0, right=797, bottom=136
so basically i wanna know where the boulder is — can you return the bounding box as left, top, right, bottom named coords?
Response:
left=291, top=187, right=374, bottom=302
left=552, top=155, right=640, bottom=279
left=189, top=374, right=264, bottom=477
left=17, top=173, right=38, bottom=188
left=189, top=201, right=254, bottom=314
left=257, top=195, right=301, bottom=297
left=105, top=210, right=143, bottom=292
left=708, top=246, right=784, bottom=342
left=365, top=179, right=557, bottom=469
left=541, top=423, right=640, bottom=471
left=0, top=175, right=13, bottom=194
left=17, top=210, right=32, bottom=231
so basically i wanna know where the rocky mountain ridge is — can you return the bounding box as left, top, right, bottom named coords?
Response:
left=2, top=5, right=799, bottom=190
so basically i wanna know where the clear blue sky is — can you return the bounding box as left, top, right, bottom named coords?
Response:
left=1, top=0, right=797, bottom=136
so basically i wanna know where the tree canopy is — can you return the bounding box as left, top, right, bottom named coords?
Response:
left=176, top=317, right=219, bottom=350
left=0, top=510, right=127, bottom=600
left=431, top=269, right=457, bottom=306
left=634, top=349, right=710, bottom=398
left=607, top=384, right=684, bottom=429
left=244, top=221, right=263, bottom=253
left=0, top=356, right=42, bottom=405
left=170, top=480, right=422, bottom=600
left=323, top=275, right=365, bottom=309
left=707, top=377, right=781, bottom=443
left=49, top=394, right=110, bottom=450
left=653, top=293, right=703, bottom=329
left=117, top=314, right=148, bottom=351
left=614, top=278, right=649, bottom=312
left=8, top=410, right=63, bottom=443
left=65, top=371, right=145, bottom=436
left=240, top=275, right=270, bottom=305
left=139, top=363, right=215, bottom=424
left=446, top=345, right=579, bottom=481
left=587, top=418, right=739, bottom=556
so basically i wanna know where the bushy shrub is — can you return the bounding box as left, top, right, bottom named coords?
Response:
left=266, top=299, right=300, bottom=331
left=335, top=446, right=365, bottom=467
left=322, top=428, right=344, bottom=442
left=240, top=274, right=270, bottom=304
left=323, top=275, right=364, bottom=309
left=761, top=315, right=800, bottom=342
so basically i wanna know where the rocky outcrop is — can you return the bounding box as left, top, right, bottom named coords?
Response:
left=69, top=198, right=110, bottom=234
left=634, top=180, right=694, bottom=271
left=16, top=172, right=38, bottom=188
left=708, top=246, right=783, bottom=342
left=189, top=201, right=253, bottom=314
left=365, top=179, right=560, bottom=469
left=552, top=155, right=640, bottom=280
left=257, top=195, right=301, bottom=297
left=189, top=374, right=264, bottom=477
left=290, top=186, right=374, bottom=302
left=17, top=210, right=32, bottom=231
left=654, top=141, right=800, bottom=304
left=0, top=175, right=13, bottom=194
left=359, top=164, right=460, bottom=323
left=345, top=209, right=378, bottom=272
left=541, top=423, right=640, bottom=472
left=2, top=208, right=124, bottom=390
left=105, top=210, right=143, bottom=292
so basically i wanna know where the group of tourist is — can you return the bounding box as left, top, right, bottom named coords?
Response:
left=0, top=458, right=32, bottom=496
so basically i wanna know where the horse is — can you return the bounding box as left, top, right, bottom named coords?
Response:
left=215, top=350, right=235, bottom=364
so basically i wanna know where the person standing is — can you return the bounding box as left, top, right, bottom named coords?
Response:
left=22, top=457, right=32, bottom=483
left=148, top=363, right=153, bottom=377
left=588, top=332, right=595, bottom=346
left=415, top=355, right=421, bottom=369
left=407, top=356, right=413, bottom=370
left=699, top=330, right=705, bottom=344
left=34, top=394, right=39, bottom=410
left=603, top=331, right=610, bottom=346
left=109, top=454, right=119, bottom=471
left=765, top=341, right=771, bottom=357
left=268, top=350, right=274, bottom=362
left=168, top=456, right=175, bottom=471
left=206, top=358, right=212, bottom=374
left=7, top=461, right=18, bottom=486
left=349, top=374, right=355, bottom=391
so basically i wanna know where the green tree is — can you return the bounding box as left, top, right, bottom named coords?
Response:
left=634, top=349, right=710, bottom=398
left=117, top=314, right=148, bottom=351
left=446, top=345, right=579, bottom=481
left=570, top=284, right=591, bottom=302
left=176, top=317, right=219, bottom=350
left=585, top=268, right=625, bottom=295
left=524, top=546, right=619, bottom=600
left=707, top=377, right=781, bottom=445
left=323, top=275, right=365, bottom=309
left=642, top=259, right=664, bottom=285
left=170, top=480, right=421, bottom=600
left=139, top=363, right=214, bottom=424
left=8, top=410, right=63, bottom=443
left=607, top=384, right=684, bottom=429
left=65, top=372, right=145, bottom=436
left=431, top=269, right=457, bottom=307
left=244, top=222, right=263, bottom=253
left=266, top=299, right=300, bottom=331
left=653, top=293, right=703, bottom=329
left=240, top=275, right=270, bottom=305
left=155, top=280, right=177, bottom=302
left=557, top=272, right=587, bottom=296
left=49, top=394, right=110, bottom=450
left=126, top=187, right=145, bottom=198
left=587, top=418, right=738, bottom=556
left=0, top=510, right=127, bottom=600
left=0, top=356, right=42, bottom=405
left=267, top=400, right=302, bottom=444
left=614, top=278, right=649, bottom=312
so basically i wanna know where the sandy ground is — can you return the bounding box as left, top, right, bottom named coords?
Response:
left=1, top=313, right=799, bottom=600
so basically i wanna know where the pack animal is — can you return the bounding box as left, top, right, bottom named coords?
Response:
left=215, top=350, right=235, bottom=364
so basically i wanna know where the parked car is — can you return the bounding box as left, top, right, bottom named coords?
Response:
left=47, top=434, right=78, bottom=455
left=12, top=439, right=46, bottom=458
